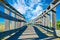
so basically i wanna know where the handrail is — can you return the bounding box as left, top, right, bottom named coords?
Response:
left=0, top=0, right=26, bottom=22
left=0, top=0, right=25, bottom=19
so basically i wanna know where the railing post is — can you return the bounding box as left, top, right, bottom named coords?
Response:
left=19, top=16, right=21, bottom=27
left=52, top=11, right=56, bottom=29
left=39, top=18, right=41, bottom=24
left=16, top=15, right=19, bottom=28
left=5, top=8, right=10, bottom=31
left=20, top=18, right=24, bottom=27
left=40, top=17, right=41, bottom=25
left=42, top=16, right=44, bottom=26
left=21, top=22, right=23, bottom=27
left=51, top=10, right=57, bottom=37
left=46, top=13, right=50, bottom=27
left=18, top=16, right=21, bottom=28
left=39, top=18, right=41, bottom=25
left=43, top=15, right=46, bottom=26
left=40, top=17, right=42, bottom=25
left=11, top=13, right=16, bottom=29
left=45, top=14, right=48, bottom=27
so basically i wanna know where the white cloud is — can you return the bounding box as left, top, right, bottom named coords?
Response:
left=13, top=0, right=28, bottom=14
left=30, top=5, right=43, bottom=20
left=33, top=5, right=43, bottom=13
left=12, top=0, right=44, bottom=21
left=31, top=10, right=42, bottom=20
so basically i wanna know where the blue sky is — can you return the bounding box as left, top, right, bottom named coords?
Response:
left=5, top=0, right=52, bottom=21
left=0, top=0, right=60, bottom=23
left=56, top=4, right=60, bottom=20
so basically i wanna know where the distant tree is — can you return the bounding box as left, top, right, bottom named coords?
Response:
left=56, top=20, right=60, bottom=30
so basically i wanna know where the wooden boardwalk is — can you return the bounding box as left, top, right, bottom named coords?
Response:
left=18, top=26, right=38, bottom=39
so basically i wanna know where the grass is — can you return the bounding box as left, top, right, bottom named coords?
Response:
left=50, top=20, right=60, bottom=30
left=56, top=24, right=60, bottom=30
left=56, top=20, right=60, bottom=30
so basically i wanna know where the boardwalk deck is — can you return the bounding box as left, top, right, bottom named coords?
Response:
left=18, top=26, right=38, bottom=39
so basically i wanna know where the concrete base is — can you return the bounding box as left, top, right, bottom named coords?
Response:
left=56, top=30, right=60, bottom=37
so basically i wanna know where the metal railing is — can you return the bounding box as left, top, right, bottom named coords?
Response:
left=0, top=0, right=26, bottom=32
left=32, top=0, right=60, bottom=37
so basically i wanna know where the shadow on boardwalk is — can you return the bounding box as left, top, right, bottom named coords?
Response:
left=33, top=26, right=49, bottom=39
left=19, top=26, right=52, bottom=40
left=0, top=25, right=27, bottom=40
left=6, top=25, right=27, bottom=40
left=32, top=26, right=58, bottom=40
